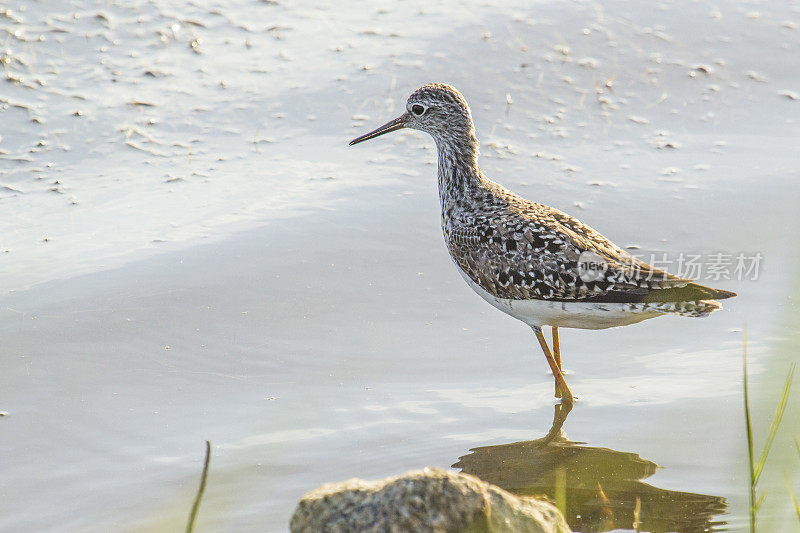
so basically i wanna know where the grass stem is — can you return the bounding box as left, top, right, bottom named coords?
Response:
left=186, top=440, right=211, bottom=533
left=743, top=325, right=796, bottom=531
left=743, top=329, right=757, bottom=533
left=753, top=365, right=795, bottom=486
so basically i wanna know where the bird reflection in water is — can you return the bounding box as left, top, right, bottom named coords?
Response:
left=453, top=401, right=727, bottom=533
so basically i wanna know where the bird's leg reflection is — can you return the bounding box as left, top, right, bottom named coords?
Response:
left=453, top=401, right=727, bottom=532
left=543, top=397, right=573, bottom=443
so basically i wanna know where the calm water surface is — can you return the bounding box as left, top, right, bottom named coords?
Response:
left=2, top=0, right=799, bottom=531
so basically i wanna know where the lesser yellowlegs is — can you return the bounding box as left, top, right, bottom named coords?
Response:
left=350, top=83, right=736, bottom=403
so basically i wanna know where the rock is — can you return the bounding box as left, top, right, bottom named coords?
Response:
left=290, top=467, right=571, bottom=533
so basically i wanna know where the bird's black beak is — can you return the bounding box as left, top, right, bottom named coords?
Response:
left=349, top=113, right=410, bottom=145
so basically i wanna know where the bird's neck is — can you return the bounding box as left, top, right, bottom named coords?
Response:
left=435, top=131, right=482, bottom=206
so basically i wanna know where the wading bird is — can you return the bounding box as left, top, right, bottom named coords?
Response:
left=350, top=83, right=735, bottom=403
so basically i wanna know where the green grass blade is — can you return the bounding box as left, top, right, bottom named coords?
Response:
left=187, top=440, right=211, bottom=533
left=755, top=490, right=766, bottom=511
left=753, top=364, right=796, bottom=485
left=743, top=329, right=756, bottom=533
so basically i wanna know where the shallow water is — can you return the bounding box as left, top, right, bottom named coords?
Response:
left=2, top=0, right=800, bottom=531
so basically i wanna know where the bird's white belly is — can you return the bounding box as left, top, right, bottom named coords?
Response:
left=456, top=269, right=664, bottom=330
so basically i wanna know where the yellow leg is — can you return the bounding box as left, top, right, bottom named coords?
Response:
left=552, top=326, right=561, bottom=370
left=533, top=326, right=573, bottom=403
left=552, top=326, right=562, bottom=397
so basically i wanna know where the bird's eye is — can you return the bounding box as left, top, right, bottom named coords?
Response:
left=411, top=104, right=426, bottom=116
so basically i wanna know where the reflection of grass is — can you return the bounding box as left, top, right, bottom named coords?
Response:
left=554, top=467, right=566, bottom=517
left=186, top=441, right=211, bottom=533
left=743, top=329, right=796, bottom=532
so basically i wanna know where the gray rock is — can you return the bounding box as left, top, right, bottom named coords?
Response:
left=290, top=467, right=571, bottom=533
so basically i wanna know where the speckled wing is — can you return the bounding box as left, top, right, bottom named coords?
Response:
left=447, top=190, right=692, bottom=302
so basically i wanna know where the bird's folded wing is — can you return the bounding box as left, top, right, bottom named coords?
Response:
left=546, top=211, right=691, bottom=289
left=448, top=216, right=693, bottom=302
left=447, top=180, right=735, bottom=303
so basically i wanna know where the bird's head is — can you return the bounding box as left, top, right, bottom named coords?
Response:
left=350, top=83, right=476, bottom=146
